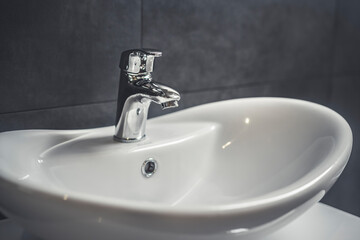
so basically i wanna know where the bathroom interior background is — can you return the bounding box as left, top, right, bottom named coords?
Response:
left=0, top=0, right=359, bottom=219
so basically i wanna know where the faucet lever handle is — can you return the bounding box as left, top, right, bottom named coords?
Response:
left=142, top=49, right=162, bottom=73
left=120, top=49, right=162, bottom=74
left=142, top=49, right=162, bottom=57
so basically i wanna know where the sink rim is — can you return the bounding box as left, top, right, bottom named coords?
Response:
left=0, top=97, right=353, bottom=217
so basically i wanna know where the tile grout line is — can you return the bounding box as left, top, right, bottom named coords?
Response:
left=140, top=0, right=143, bottom=48
left=0, top=99, right=117, bottom=116
left=181, top=75, right=331, bottom=95
left=328, top=0, right=340, bottom=104
left=181, top=81, right=272, bottom=94
left=0, top=75, right=331, bottom=116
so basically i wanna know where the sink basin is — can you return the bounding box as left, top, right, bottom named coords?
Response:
left=0, top=98, right=352, bottom=240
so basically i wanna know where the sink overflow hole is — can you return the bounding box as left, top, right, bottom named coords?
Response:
left=142, top=158, right=157, bottom=178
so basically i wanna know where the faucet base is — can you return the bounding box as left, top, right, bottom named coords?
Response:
left=113, top=134, right=145, bottom=143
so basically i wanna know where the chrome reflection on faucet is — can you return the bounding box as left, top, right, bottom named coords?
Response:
left=114, top=49, right=180, bottom=142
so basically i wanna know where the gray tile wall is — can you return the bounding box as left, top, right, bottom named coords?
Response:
left=0, top=0, right=140, bottom=122
left=0, top=0, right=359, bottom=219
left=143, top=0, right=335, bottom=91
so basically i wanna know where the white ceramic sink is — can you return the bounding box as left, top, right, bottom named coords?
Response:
left=0, top=98, right=352, bottom=240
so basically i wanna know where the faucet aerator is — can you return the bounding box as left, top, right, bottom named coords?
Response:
left=161, top=101, right=178, bottom=110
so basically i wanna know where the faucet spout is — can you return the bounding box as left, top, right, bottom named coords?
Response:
left=147, top=82, right=180, bottom=106
left=114, top=49, right=180, bottom=143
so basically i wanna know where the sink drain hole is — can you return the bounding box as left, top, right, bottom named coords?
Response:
left=142, top=158, right=157, bottom=178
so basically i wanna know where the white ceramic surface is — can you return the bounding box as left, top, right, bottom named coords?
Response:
left=0, top=98, right=353, bottom=240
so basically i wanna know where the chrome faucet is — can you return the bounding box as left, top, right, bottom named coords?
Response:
left=114, top=49, right=180, bottom=142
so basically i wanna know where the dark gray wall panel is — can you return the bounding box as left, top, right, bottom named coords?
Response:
left=0, top=101, right=116, bottom=132
left=0, top=0, right=140, bottom=114
left=322, top=75, right=360, bottom=216
left=143, top=0, right=335, bottom=92
left=333, top=0, right=360, bottom=75
left=268, top=78, right=331, bottom=105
